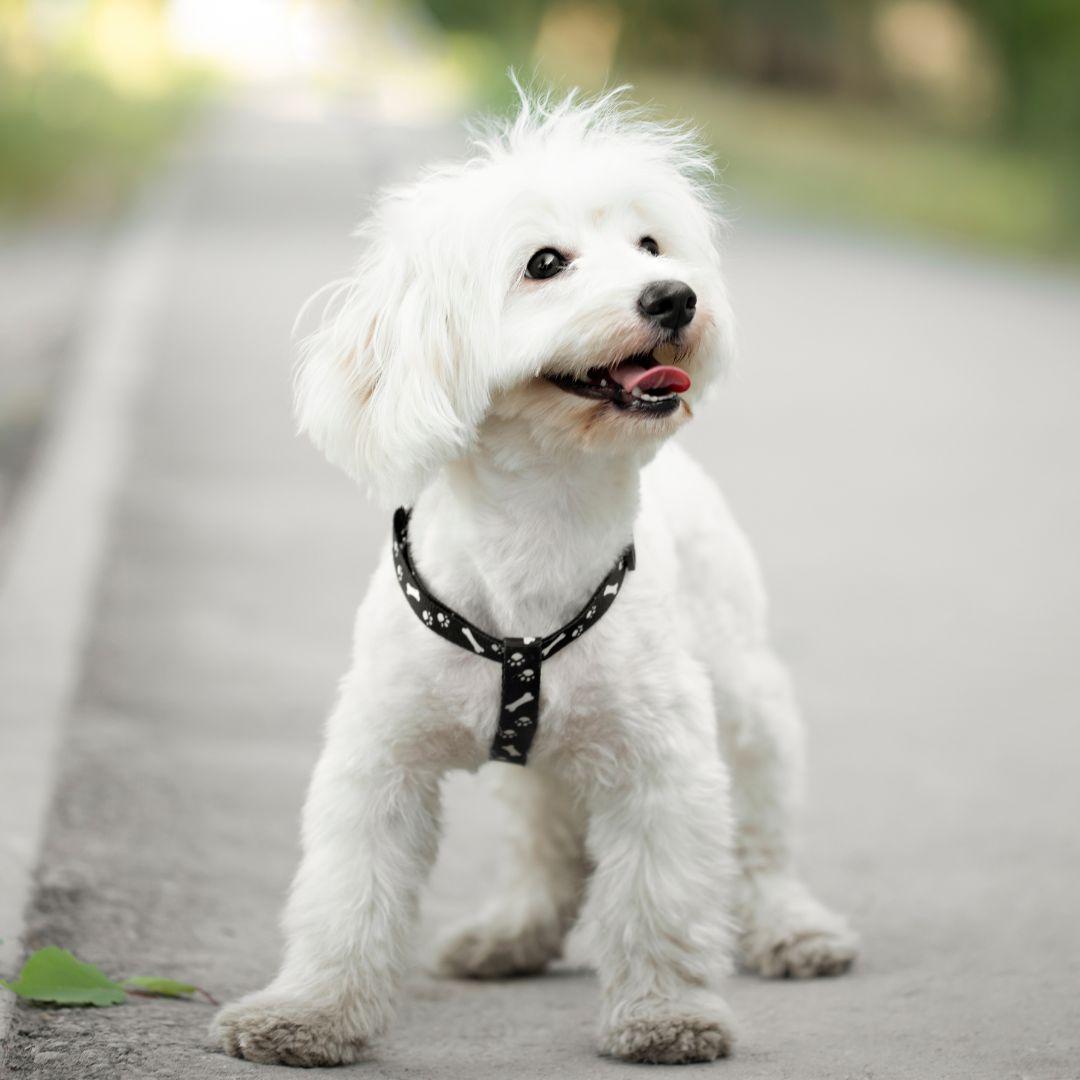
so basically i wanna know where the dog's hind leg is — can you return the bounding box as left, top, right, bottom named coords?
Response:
left=436, top=764, right=587, bottom=978
left=721, top=648, right=858, bottom=978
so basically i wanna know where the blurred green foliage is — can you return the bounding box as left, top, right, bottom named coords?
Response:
left=0, top=1, right=213, bottom=219
left=641, top=72, right=1062, bottom=256
left=965, top=0, right=1080, bottom=143
left=0, top=61, right=209, bottom=216
left=427, top=0, right=1080, bottom=145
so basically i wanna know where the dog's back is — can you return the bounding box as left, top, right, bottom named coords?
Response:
left=642, top=441, right=769, bottom=656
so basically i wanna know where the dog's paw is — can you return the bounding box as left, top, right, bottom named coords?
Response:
left=600, top=997, right=737, bottom=1064
left=739, top=877, right=858, bottom=979
left=436, top=914, right=563, bottom=979
left=212, top=994, right=368, bottom=1067
left=745, top=922, right=858, bottom=979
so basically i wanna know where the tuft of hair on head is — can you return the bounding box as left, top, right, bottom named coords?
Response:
left=466, top=73, right=722, bottom=219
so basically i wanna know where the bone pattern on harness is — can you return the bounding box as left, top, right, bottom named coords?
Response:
left=495, top=639, right=543, bottom=762
left=391, top=507, right=634, bottom=766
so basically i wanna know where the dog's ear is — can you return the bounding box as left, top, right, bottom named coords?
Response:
left=294, top=182, right=497, bottom=504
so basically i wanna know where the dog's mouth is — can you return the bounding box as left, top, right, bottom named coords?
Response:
left=546, top=352, right=691, bottom=417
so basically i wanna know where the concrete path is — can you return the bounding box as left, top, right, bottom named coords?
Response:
left=2, top=99, right=1079, bottom=1079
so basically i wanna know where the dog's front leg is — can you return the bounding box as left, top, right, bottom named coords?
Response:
left=586, top=736, right=738, bottom=1064
left=213, top=712, right=443, bottom=1067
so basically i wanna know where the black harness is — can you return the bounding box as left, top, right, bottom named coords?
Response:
left=391, top=507, right=635, bottom=765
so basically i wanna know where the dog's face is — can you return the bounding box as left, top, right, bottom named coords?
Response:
left=295, top=92, right=734, bottom=502
left=488, top=137, right=732, bottom=458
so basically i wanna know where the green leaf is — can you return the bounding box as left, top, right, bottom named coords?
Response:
left=0, top=947, right=127, bottom=1006
left=121, top=976, right=197, bottom=998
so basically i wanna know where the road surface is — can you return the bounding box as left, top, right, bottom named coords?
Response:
left=2, top=97, right=1079, bottom=1079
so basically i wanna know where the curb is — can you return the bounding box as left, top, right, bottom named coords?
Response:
left=0, top=187, right=179, bottom=1054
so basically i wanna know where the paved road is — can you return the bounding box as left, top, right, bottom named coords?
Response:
left=2, top=99, right=1079, bottom=1079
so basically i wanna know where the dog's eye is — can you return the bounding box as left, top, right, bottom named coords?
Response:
left=640, top=236, right=661, bottom=256
left=525, top=249, right=568, bottom=280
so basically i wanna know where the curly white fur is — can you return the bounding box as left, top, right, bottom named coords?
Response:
left=214, top=86, right=856, bottom=1068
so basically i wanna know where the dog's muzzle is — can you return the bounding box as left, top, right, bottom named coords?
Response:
left=547, top=353, right=691, bottom=416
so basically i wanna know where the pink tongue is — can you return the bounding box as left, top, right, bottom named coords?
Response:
left=609, top=362, right=691, bottom=395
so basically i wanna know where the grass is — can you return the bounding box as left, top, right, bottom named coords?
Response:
left=632, top=73, right=1074, bottom=261
left=0, top=61, right=212, bottom=219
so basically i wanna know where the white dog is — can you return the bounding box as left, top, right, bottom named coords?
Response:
left=213, top=88, right=857, bottom=1068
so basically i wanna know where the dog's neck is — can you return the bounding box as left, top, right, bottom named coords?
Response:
left=409, top=437, right=647, bottom=639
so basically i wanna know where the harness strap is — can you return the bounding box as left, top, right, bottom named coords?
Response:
left=391, top=507, right=634, bottom=765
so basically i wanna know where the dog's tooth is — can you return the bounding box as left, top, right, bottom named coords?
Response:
left=600, top=379, right=607, bottom=387
left=653, top=342, right=676, bottom=364
left=631, top=386, right=642, bottom=398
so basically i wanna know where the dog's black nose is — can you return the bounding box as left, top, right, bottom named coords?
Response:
left=637, top=279, right=697, bottom=331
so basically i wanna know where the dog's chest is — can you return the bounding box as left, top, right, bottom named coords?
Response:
left=421, top=612, right=670, bottom=769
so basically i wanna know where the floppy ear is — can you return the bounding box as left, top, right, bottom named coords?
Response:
left=294, top=180, right=498, bottom=505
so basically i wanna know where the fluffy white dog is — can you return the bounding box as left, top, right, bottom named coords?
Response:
left=214, top=88, right=856, bottom=1068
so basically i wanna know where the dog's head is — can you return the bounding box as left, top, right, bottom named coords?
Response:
left=296, top=87, right=735, bottom=503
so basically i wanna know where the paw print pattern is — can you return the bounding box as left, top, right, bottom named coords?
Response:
left=390, top=506, right=635, bottom=767
left=492, top=637, right=543, bottom=767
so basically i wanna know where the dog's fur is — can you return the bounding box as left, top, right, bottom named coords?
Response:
left=213, top=89, right=857, bottom=1067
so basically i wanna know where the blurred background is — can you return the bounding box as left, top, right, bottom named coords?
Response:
left=2, top=3, right=1079, bottom=1077
left=2, top=0, right=1080, bottom=249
